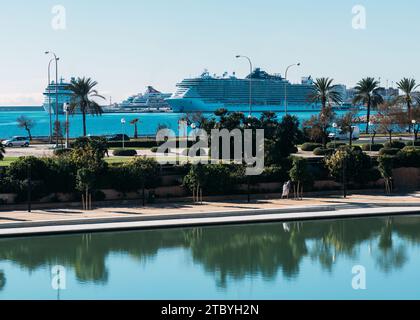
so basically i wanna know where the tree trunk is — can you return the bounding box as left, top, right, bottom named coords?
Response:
left=366, top=96, right=371, bottom=134
left=26, top=128, right=32, bottom=141
left=371, top=132, right=376, bottom=145
left=82, top=111, right=87, bottom=137
left=388, top=131, right=392, bottom=143
left=134, top=124, right=138, bottom=139
left=349, top=127, right=353, bottom=147
left=408, top=101, right=412, bottom=133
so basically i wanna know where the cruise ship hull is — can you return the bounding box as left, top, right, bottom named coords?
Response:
left=166, top=98, right=322, bottom=113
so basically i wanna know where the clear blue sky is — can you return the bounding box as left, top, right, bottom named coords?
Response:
left=0, top=0, right=419, bottom=105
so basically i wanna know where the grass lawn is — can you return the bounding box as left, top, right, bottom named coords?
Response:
left=0, top=157, right=19, bottom=167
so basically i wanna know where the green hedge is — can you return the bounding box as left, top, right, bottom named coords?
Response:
left=379, top=148, right=400, bottom=156
left=406, top=141, right=420, bottom=147
left=313, top=148, right=335, bottom=156
left=362, top=143, right=384, bottom=152
left=112, top=149, right=138, bottom=156
left=301, top=143, right=323, bottom=151
left=107, top=140, right=159, bottom=149
left=326, top=142, right=346, bottom=149
left=53, top=148, right=73, bottom=156
left=384, top=141, right=406, bottom=149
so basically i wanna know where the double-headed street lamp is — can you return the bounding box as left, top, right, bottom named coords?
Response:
left=284, top=63, right=301, bottom=115
left=45, top=51, right=60, bottom=147
left=47, top=57, right=59, bottom=143
left=236, top=55, right=253, bottom=117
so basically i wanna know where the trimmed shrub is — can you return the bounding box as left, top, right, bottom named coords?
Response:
left=379, top=148, right=400, bottom=156
left=53, top=148, right=72, bottom=156
left=181, top=148, right=208, bottom=156
left=384, top=140, right=406, bottom=149
left=326, top=142, right=346, bottom=149
left=396, top=147, right=420, bottom=168
left=406, top=141, right=420, bottom=147
left=107, top=140, right=159, bottom=149
left=362, top=143, right=384, bottom=152
left=301, top=143, right=322, bottom=152
left=313, top=148, right=334, bottom=156
left=150, top=147, right=158, bottom=153
left=112, top=149, right=137, bottom=157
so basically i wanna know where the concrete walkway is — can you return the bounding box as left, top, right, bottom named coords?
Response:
left=0, top=192, right=419, bottom=237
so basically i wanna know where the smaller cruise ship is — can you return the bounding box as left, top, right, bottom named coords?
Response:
left=42, top=78, right=74, bottom=115
left=117, top=86, right=172, bottom=112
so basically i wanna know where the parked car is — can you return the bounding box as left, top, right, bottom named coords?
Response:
left=104, top=134, right=131, bottom=142
left=2, top=136, right=30, bottom=147
left=328, top=126, right=360, bottom=141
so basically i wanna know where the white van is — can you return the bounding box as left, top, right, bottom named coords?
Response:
left=328, top=126, right=360, bottom=141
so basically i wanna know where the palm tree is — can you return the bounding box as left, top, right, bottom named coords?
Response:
left=130, top=118, right=140, bottom=139
left=352, top=77, right=384, bottom=134
left=67, top=77, right=105, bottom=137
left=308, top=78, right=343, bottom=110
left=396, top=78, right=420, bottom=133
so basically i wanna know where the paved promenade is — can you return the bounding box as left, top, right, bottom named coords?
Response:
left=0, top=192, right=419, bottom=236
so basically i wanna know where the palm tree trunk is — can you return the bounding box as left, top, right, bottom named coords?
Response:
left=134, top=124, right=138, bottom=139
left=407, top=101, right=412, bottom=133
left=366, top=96, right=371, bottom=134
left=82, top=111, right=87, bottom=137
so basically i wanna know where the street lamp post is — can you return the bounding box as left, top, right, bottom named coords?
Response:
left=45, top=51, right=60, bottom=147
left=412, top=120, right=417, bottom=146
left=236, top=55, right=253, bottom=117
left=47, top=58, right=56, bottom=144
left=64, top=103, right=70, bottom=149
left=332, top=122, right=338, bottom=149
left=121, top=118, right=126, bottom=149
left=284, top=63, right=301, bottom=115
left=368, top=121, right=373, bottom=153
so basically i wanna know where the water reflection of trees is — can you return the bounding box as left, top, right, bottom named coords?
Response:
left=0, top=215, right=419, bottom=287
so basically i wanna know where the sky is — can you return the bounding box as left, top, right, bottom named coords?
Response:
left=0, top=0, right=419, bottom=105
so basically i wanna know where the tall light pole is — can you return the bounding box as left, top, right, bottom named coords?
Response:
left=45, top=51, right=60, bottom=147
left=64, top=103, right=70, bottom=149
left=47, top=58, right=57, bottom=144
left=284, top=63, right=301, bottom=115
left=121, top=118, right=126, bottom=149
left=236, top=55, right=253, bottom=117
left=412, top=120, right=417, bottom=146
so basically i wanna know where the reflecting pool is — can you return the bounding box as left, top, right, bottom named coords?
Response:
left=1, top=215, right=420, bottom=300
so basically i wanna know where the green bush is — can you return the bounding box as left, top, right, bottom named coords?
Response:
left=362, top=143, right=384, bottom=152
left=313, top=148, right=334, bottom=156
left=107, top=140, right=159, bottom=149
left=379, top=148, right=400, bottom=156
left=181, top=148, right=208, bottom=156
left=53, top=148, right=73, bottom=156
left=301, top=143, right=322, bottom=152
left=112, top=149, right=137, bottom=157
left=326, top=142, right=346, bottom=149
left=384, top=141, right=406, bottom=149
left=150, top=147, right=159, bottom=153
left=396, top=147, right=420, bottom=168
left=406, top=141, right=420, bottom=147
left=183, top=163, right=244, bottom=195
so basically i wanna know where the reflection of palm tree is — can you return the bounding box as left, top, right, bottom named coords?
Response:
left=0, top=270, right=5, bottom=291
left=375, top=217, right=408, bottom=273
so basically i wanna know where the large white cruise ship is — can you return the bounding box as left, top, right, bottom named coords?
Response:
left=117, top=86, right=172, bottom=112
left=42, top=78, right=74, bottom=115
left=166, top=69, right=321, bottom=113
